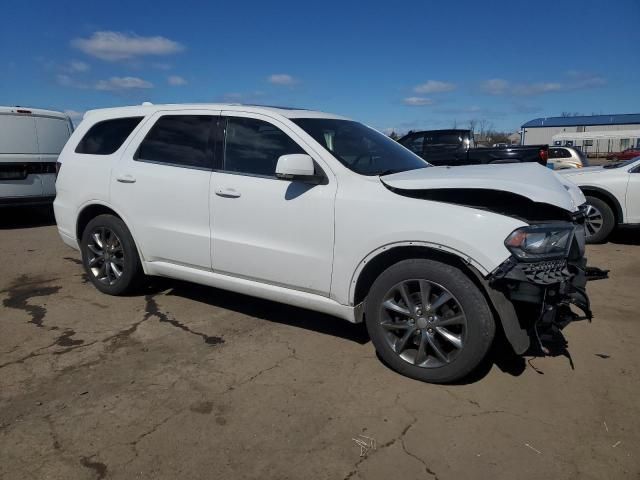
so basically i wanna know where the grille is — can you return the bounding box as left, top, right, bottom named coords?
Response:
left=521, top=259, right=570, bottom=285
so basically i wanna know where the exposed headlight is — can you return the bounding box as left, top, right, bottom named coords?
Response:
left=505, top=224, right=574, bottom=261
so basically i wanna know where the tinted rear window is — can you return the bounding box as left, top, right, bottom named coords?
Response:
left=76, top=117, right=143, bottom=155
left=0, top=114, right=38, bottom=153
left=36, top=117, right=71, bottom=154
left=136, top=115, right=215, bottom=169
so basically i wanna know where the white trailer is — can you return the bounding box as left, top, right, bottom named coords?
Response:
left=552, top=130, right=640, bottom=157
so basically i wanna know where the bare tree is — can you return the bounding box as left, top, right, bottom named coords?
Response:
left=468, top=119, right=478, bottom=134
left=478, top=119, right=494, bottom=141
left=452, top=119, right=458, bottom=129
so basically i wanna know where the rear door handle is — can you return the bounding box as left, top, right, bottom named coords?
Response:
left=116, top=174, right=136, bottom=184
left=215, top=187, right=241, bottom=198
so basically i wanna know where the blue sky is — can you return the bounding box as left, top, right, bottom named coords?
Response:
left=1, top=0, right=638, bottom=133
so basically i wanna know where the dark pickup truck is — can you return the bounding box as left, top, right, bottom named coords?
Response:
left=398, top=129, right=548, bottom=167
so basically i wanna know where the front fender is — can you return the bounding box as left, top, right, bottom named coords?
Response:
left=347, top=240, right=496, bottom=306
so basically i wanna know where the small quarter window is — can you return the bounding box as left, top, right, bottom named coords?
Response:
left=137, top=115, right=215, bottom=169
left=76, top=117, right=143, bottom=155
left=223, top=117, right=304, bottom=176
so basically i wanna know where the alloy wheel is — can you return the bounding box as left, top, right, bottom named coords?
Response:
left=584, top=204, right=604, bottom=239
left=379, top=279, right=467, bottom=368
left=86, top=227, right=125, bottom=285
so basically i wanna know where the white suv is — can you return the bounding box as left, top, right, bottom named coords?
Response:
left=559, top=157, right=640, bottom=243
left=54, top=103, right=600, bottom=383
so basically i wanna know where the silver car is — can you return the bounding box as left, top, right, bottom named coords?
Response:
left=0, top=106, right=73, bottom=207
left=547, top=146, right=589, bottom=170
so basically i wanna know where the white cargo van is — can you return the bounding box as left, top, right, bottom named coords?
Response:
left=0, top=107, right=73, bottom=206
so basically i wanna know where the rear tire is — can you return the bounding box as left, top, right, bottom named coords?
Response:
left=584, top=196, right=615, bottom=244
left=365, top=259, right=495, bottom=384
left=80, top=214, right=144, bottom=295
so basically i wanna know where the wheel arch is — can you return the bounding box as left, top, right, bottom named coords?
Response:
left=75, top=201, right=148, bottom=270
left=351, top=244, right=530, bottom=354
left=351, top=244, right=480, bottom=307
left=580, top=186, right=624, bottom=224
left=76, top=202, right=123, bottom=241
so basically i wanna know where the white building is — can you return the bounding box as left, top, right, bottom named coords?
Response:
left=552, top=130, right=640, bottom=156
left=521, top=113, right=640, bottom=155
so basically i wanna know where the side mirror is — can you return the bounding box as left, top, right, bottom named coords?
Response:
left=275, top=154, right=319, bottom=181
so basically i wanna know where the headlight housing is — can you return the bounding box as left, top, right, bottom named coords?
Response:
left=505, top=224, right=574, bottom=261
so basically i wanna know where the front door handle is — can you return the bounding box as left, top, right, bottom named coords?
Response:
left=116, top=174, right=136, bottom=184
left=215, top=187, right=241, bottom=198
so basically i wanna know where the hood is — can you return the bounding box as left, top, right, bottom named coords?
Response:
left=381, top=163, right=583, bottom=213
left=559, top=165, right=606, bottom=176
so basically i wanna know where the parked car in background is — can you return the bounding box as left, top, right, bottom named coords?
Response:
left=0, top=106, right=72, bottom=207
left=606, top=147, right=640, bottom=161
left=548, top=146, right=589, bottom=170
left=55, top=103, right=598, bottom=384
left=559, top=157, right=640, bottom=243
left=398, top=129, right=548, bottom=167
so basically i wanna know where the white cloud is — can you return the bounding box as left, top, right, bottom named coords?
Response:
left=268, top=74, right=297, bottom=86
left=56, top=74, right=87, bottom=89
left=413, top=80, right=455, bottom=94
left=481, top=73, right=606, bottom=96
left=403, top=97, right=434, bottom=106
left=167, top=75, right=187, bottom=86
left=71, top=31, right=184, bottom=61
left=95, top=76, right=153, bottom=91
left=512, top=82, right=563, bottom=96
left=481, top=78, right=510, bottom=95
left=69, top=60, right=90, bottom=72
left=152, top=62, right=173, bottom=70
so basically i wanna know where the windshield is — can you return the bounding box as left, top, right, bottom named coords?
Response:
left=292, top=118, right=429, bottom=175
left=603, top=157, right=640, bottom=169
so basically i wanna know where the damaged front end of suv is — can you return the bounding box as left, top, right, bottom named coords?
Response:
left=381, top=168, right=608, bottom=357
left=489, top=206, right=608, bottom=355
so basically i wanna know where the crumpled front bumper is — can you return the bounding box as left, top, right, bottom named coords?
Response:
left=487, top=215, right=608, bottom=354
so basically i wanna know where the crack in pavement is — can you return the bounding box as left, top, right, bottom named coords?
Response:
left=1, top=291, right=226, bottom=370
left=401, top=428, right=439, bottom=479
left=143, top=294, right=224, bottom=346
left=344, top=416, right=435, bottom=480
left=119, top=411, right=181, bottom=467
left=226, top=339, right=298, bottom=392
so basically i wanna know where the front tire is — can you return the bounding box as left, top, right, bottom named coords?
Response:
left=80, top=214, right=144, bottom=295
left=365, top=259, right=495, bottom=384
left=584, top=196, right=615, bottom=244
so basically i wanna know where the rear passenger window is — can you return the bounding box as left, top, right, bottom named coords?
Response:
left=136, top=115, right=215, bottom=169
left=76, top=117, right=143, bottom=155
left=223, top=117, right=304, bottom=176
